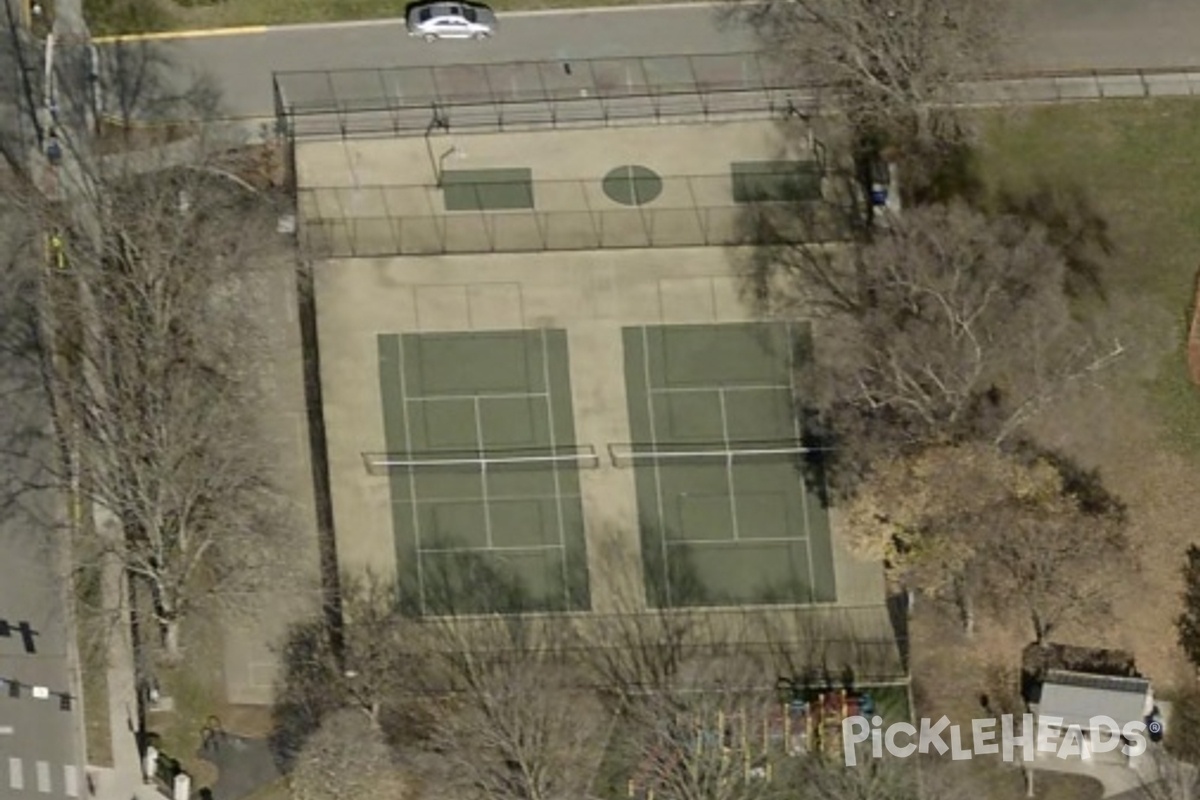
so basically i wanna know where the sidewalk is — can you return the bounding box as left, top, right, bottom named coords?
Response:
left=87, top=766, right=172, bottom=800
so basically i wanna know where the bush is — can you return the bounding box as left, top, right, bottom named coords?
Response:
left=1165, top=682, right=1200, bottom=764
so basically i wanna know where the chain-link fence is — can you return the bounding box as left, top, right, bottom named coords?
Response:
left=299, top=174, right=842, bottom=257
left=274, top=53, right=812, bottom=139
left=960, top=65, right=1200, bottom=104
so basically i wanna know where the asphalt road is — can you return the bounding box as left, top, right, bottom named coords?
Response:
left=1015, top=0, right=1200, bottom=71
left=96, top=0, right=1200, bottom=123
left=0, top=369, right=84, bottom=800
left=0, top=22, right=86, bottom=800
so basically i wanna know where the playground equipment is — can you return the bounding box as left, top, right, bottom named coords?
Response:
left=774, top=677, right=876, bottom=758
left=627, top=689, right=878, bottom=800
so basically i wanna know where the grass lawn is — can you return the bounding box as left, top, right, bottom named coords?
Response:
left=86, top=0, right=693, bottom=36
left=905, top=99, right=1200, bottom=778
left=975, top=99, right=1200, bottom=461
left=142, top=613, right=276, bottom=796
left=977, top=104, right=1200, bottom=684
left=80, top=637, right=113, bottom=767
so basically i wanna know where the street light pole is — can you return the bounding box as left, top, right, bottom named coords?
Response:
left=436, top=145, right=458, bottom=188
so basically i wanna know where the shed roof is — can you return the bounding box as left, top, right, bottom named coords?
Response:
left=1038, top=670, right=1151, bottom=728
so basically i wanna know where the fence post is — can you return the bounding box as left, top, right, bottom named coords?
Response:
left=685, top=177, right=707, bottom=246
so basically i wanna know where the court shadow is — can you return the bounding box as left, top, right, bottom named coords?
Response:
left=642, top=531, right=827, bottom=611
left=396, top=531, right=587, bottom=617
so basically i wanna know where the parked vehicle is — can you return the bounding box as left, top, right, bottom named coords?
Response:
left=406, top=1, right=496, bottom=41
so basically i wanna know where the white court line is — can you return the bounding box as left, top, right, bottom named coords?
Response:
left=9, top=757, right=22, bottom=791
left=473, top=397, right=494, bottom=549
left=395, top=335, right=426, bottom=615
left=399, top=492, right=567, bottom=504
left=647, top=383, right=790, bottom=394
left=412, top=391, right=550, bottom=402
left=641, top=326, right=672, bottom=607
left=37, top=760, right=50, bottom=793
left=665, top=535, right=807, bottom=546
left=422, top=544, right=563, bottom=554
left=539, top=328, right=572, bottom=607
left=718, top=388, right=739, bottom=541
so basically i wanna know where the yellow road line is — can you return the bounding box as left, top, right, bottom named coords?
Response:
left=93, top=25, right=269, bottom=43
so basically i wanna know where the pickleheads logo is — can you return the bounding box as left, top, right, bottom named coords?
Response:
left=841, top=714, right=1153, bottom=766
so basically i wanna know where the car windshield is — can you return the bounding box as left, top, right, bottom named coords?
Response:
left=418, top=7, right=432, bottom=20
left=462, top=7, right=477, bottom=21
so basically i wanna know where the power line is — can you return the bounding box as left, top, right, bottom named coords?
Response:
left=0, top=674, right=73, bottom=710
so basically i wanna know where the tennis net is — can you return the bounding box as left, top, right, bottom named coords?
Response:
left=363, top=444, right=600, bottom=474
left=607, top=440, right=822, bottom=468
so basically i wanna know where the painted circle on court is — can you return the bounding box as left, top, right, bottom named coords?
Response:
left=602, top=165, right=663, bottom=206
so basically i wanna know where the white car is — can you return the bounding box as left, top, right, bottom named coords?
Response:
left=406, top=2, right=496, bottom=41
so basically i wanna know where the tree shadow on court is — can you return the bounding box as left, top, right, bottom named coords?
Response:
left=395, top=531, right=589, bottom=617
left=643, top=529, right=831, bottom=611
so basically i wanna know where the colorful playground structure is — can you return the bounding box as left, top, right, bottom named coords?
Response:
left=627, top=685, right=877, bottom=800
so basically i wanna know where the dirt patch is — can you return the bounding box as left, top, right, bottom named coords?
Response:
left=908, top=602, right=1107, bottom=800
left=1024, top=380, right=1197, bottom=683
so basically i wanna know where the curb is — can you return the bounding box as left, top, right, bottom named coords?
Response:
left=93, top=25, right=267, bottom=43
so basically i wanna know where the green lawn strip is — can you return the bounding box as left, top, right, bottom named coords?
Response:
left=148, top=657, right=222, bottom=789
left=862, top=683, right=910, bottom=726
left=976, top=99, right=1200, bottom=460
left=79, top=635, right=113, bottom=767
left=88, top=0, right=695, bottom=36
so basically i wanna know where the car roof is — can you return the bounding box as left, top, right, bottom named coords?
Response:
left=412, top=0, right=489, bottom=11
left=409, top=1, right=493, bottom=22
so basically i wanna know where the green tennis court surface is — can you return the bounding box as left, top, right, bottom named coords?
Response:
left=441, top=168, right=535, bottom=211
left=377, top=329, right=590, bottom=615
left=622, top=322, right=835, bottom=608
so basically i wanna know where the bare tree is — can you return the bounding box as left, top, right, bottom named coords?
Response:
left=428, top=652, right=609, bottom=800
left=406, top=596, right=611, bottom=800
left=277, top=564, right=613, bottom=800
left=621, top=681, right=780, bottom=800
left=1133, top=749, right=1200, bottom=800
left=749, top=202, right=1121, bottom=488
left=733, top=0, right=1007, bottom=163
left=980, top=482, right=1126, bottom=644
left=577, top=534, right=701, bottom=711
left=271, top=568, right=442, bottom=772
left=289, top=708, right=415, bottom=800
left=15, top=152, right=297, bottom=661
left=845, top=441, right=1127, bottom=640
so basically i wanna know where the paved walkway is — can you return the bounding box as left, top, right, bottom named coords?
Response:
left=88, top=766, right=171, bottom=800
left=199, top=734, right=281, bottom=800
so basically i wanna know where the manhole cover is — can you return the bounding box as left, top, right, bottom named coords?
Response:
left=602, top=165, right=663, bottom=206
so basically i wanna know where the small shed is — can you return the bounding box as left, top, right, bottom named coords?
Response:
left=1037, top=670, right=1153, bottom=731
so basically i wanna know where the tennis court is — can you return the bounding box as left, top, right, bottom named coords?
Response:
left=375, top=329, right=592, bottom=615
left=620, top=322, right=835, bottom=608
